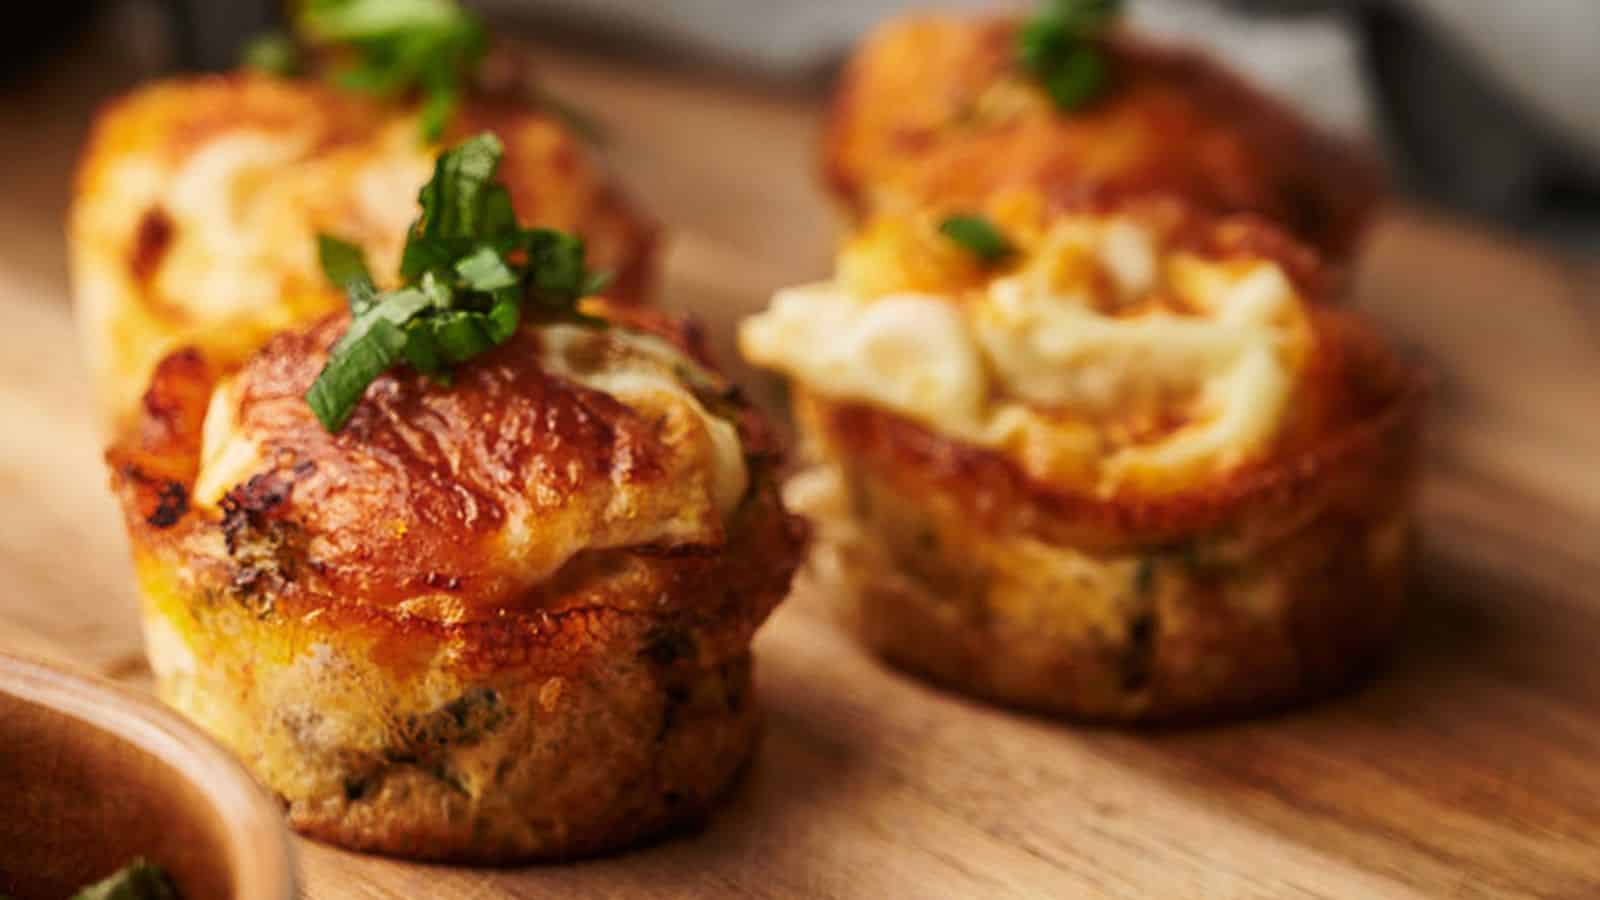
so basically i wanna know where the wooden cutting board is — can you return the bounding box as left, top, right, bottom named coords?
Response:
left=3, top=20, right=1599, bottom=900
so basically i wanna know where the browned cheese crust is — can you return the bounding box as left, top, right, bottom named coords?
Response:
left=72, top=69, right=656, bottom=431
left=822, top=13, right=1384, bottom=260
left=798, top=310, right=1422, bottom=721
left=751, top=199, right=1424, bottom=722
left=108, top=308, right=807, bottom=861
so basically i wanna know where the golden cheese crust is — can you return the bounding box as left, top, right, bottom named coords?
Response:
left=823, top=13, right=1383, bottom=260
left=72, top=71, right=656, bottom=432
left=744, top=194, right=1423, bottom=721
left=791, top=310, right=1422, bottom=721
left=108, top=309, right=806, bottom=860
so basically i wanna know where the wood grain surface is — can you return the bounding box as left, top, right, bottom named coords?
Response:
left=3, top=16, right=1599, bottom=900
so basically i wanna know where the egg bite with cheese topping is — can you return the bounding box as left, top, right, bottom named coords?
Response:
left=741, top=194, right=1422, bottom=721
left=823, top=12, right=1383, bottom=262
left=72, top=73, right=655, bottom=433
left=107, top=301, right=805, bottom=861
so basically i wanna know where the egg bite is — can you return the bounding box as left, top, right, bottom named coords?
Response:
left=107, top=303, right=805, bottom=861
left=741, top=194, right=1422, bottom=721
left=823, top=12, right=1383, bottom=262
left=71, top=73, right=655, bottom=432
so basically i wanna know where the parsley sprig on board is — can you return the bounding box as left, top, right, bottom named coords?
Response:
left=1018, top=0, right=1124, bottom=110
left=306, top=133, right=608, bottom=432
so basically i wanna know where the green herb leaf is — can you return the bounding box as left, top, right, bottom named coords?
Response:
left=1046, top=0, right=1122, bottom=30
left=241, top=30, right=301, bottom=76
left=1043, top=45, right=1106, bottom=111
left=317, top=235, right=379, bottom=313
left=299, top=0, right=486, bottom=141
left=413, top=132, right=507, bottom=240
left=308, top=317, right=410, bottom=431
left=939, top=215, right=1014, bottom=264
left=70, top=859, right=179, bottom=900
left=485, top=292, right=522, bottom=340
left=1018, top=0, right=1122, bottom=111
left=307, top=132, right=605, bottom=431
left=525, top=229, right=593, bottom=307
left=427, top=309, right=499, bottom=363
left=454, top=244, right=519, bottom=290
left=302, top=0, right=465, bottom=39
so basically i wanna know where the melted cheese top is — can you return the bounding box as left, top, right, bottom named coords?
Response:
left=150, top=117, right=428, bottom=323
left=741, top=214, right=1313, bottom=495
left=194, top=323, right=749, bottom=586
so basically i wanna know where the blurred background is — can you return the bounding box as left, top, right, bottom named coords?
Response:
left=10, top=0, right=1600, bottom=256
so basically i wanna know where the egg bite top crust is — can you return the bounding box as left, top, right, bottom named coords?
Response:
left=742, top=195, right=1423, bottom=543
left=803, top=309, right=1422, bottom=557
left=72, top=72, right=656, bottom=430
left=823, top=13, right=1383, bottom=259
left=109, top=306, right=806, bottom=648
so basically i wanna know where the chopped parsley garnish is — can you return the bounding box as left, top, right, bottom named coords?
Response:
left=939, top=215, right=1015, bottom=265
left=298, top=0, right=488, bottom=140
left=306, top=132, right=607, bottom=432
left=1018, top=0, right=1123, bottom=111
left=70, top=859, right=179, bottom=900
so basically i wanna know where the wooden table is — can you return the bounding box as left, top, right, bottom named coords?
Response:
left=4, top=17, right=1600, bottom=900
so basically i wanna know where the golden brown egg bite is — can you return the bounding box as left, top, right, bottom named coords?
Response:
left=72, top=73, right=655, bottom=433
left=823, top=12, right=1383, bottom=262
left=108, top=303, right=805, bottom=861
left=741, top=193, right=1422, bottom=721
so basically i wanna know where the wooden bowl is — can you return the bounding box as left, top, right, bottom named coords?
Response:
left=0, top=653, right=296, bottom=900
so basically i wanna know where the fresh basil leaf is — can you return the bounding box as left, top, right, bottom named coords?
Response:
left=525, top=229, right=589, bottom=305
left=485, top=291, right=521, bottom=342
left=1044, top=46, right=1106, bottom=111
left=1048, top=0, right=1122, bottom=30
left=300, top=0, right=485, bottom=141
left=1019, top=0, right=1121, bottom=111
left=302, top=0, right=465, bottom=40
left=401, top=318, right=445, bottom=374
left=332, top=287, right=433, bottom=355
left=399, top=235, right=462, bottom=283
left=414, top=133, right=505, bottom=240
left=455, top=245, right=519, bottom=291
left=427, top=310, right=497, bottom=364
left=418, top=80, right=459, bottom=142
left=939, top=215, right=1014, bottom=264
left=307, top=132, right=605, bottom=431
left=308, top=317, right=411, bottom=431
left=416, top=270, right=456, bottom=309
left=317, top=234, right=379, bottom=314
left=1017, top=16, right=1072, bottom=73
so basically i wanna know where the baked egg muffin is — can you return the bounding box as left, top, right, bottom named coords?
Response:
left=105, top=132, right=803, bottom=861
left=72, top=72, right=654, bottom=432
left=108, top=304, right=803, bottom=860
left=823, top=11, right=1383, bottom=261
left=741, top=194, right=1422, bottom=721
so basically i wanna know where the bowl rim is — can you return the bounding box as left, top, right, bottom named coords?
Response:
left=0, top=651, right=297, bottom=900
